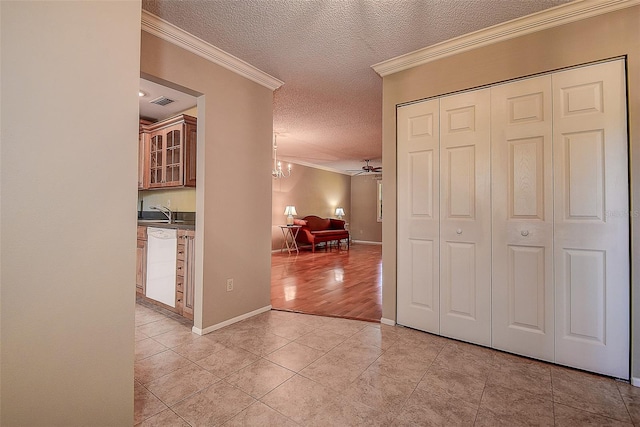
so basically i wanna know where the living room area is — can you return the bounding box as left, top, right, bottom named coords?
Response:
left=271, top=161, right=383, bottom=322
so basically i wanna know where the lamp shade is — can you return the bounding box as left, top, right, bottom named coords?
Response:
left=335, top=207, right=345, bottom=218
left=284, top=205, right=297, bottom=225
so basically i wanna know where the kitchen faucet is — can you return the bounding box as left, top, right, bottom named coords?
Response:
left=150, top=205, right=173, bottom=224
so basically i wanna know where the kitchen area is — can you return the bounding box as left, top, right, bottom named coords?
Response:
left=136, top=78, right=198, bottom=322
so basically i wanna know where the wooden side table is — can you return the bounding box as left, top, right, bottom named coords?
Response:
left=279, top=225, right=301, bottom=254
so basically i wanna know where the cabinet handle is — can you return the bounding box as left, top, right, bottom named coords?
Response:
left=521, top=230, right=530, bottom=237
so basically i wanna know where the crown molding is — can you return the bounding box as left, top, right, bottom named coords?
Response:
left=141, top=10, right=284, bottom=91
left=278, top=158, right=354, bottom=176
left=372, top=0, right=640, bottom=77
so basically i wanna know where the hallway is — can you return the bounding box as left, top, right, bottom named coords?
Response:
left=271, top=244, right=382, bottom=322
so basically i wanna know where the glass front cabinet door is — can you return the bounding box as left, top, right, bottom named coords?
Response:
left=139, top=114, right=197, bottom=190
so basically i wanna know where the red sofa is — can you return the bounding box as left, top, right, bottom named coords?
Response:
left=294, top=215, right=349, bottom=253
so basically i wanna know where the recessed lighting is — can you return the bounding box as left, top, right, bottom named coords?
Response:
left=139, top=90, right=146, bottom=97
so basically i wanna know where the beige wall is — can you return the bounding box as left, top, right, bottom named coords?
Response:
left=350, top=175, right=382, bottom=243
left=1, top=1, right=140, bottom=424
left=272, top=163, right=351, bottom=250
left=381, top=6, right=640, bottom=373
left=141, top=32, right=274, bottom=330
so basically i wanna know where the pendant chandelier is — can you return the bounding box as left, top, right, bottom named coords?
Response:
left=272, top=133, right=292, bottom=178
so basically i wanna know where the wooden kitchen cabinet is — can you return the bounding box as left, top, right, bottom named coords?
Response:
left=177, top=229, right=195, bottom=320
left=136, top=226, right=147, bottom=295
left=136, top=225, right=195, bottom=320
left=139, top=114, right=197, bottom=190
left=138, top=119, right=152, bottom=189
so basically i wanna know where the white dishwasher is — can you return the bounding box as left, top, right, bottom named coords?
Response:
left=146, top=227, right=177, bottom=307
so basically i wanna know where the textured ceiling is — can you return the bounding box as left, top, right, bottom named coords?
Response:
left=142, top=0, right=572, bottom=174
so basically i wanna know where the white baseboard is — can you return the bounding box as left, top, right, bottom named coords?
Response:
left=380, top=317, right=396, bottom=326
left=352, top=240, right=382, bottom=245
left=192, top=305, right=272, bottom=335
left=631, top=377, right=640, bottom=387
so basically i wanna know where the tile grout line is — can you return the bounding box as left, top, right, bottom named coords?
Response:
left=473, top=380, right=487, bottom=426
left=256, top=373, right=312, bottom=425
left=354, top=332, right=446, bottom=422
left=615, top=380, right=636, bottom=425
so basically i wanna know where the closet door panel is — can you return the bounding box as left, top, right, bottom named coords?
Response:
left=443, top=241, right=477, bottom=320
left=553, top=60, right=629, bottom=379
left=491, top=75, right=554, bottom=361
left=397, top=100, right=440, bottom=333
left=439, top=89, right=491, bottom=346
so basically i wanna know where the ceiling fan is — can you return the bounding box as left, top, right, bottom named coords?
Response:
left=350, top=159, right=382, bottom=175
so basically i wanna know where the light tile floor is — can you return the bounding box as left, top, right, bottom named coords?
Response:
left=135, top=301, right=640, bottom=426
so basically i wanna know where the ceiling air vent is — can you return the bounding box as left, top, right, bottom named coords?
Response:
left=149, top=96, right=175, bottom=106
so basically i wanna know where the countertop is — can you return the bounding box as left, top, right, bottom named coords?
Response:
left=137, top=220, right=195, bottom=230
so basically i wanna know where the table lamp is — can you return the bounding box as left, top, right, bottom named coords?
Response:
left=335, top=207, right=345, bottom=220
left=284, top=205, right=297, bottom=225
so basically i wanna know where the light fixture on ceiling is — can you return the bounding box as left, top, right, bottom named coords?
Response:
left=272, top=133, right=291, bottom=179
left=139, top=90, right=146, bottom=97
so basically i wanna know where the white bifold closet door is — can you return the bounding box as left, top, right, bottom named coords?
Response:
left=491, top=75, right=555, bottom=361
left=396, top=91, right=491, bottom=343
left=396, top=59, right=628, bottom=379
left=552, top=60, right=629, bottom=379
left=397, top=99, right=440, bottom=333
left=439, top=89, right=492, bottom=346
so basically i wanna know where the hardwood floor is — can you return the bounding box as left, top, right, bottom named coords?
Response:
left=271, top=243, right=382, bottom=322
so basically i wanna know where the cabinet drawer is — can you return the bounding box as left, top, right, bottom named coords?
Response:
left=177, top=243, right=186, bottom=261
left=176, top=259, right=185, bottom=277
left=176, top=275, right=184, bottom=292
left=175, top=291, right=184, bottom=310
left=178, top=229, right=195, bottom=239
